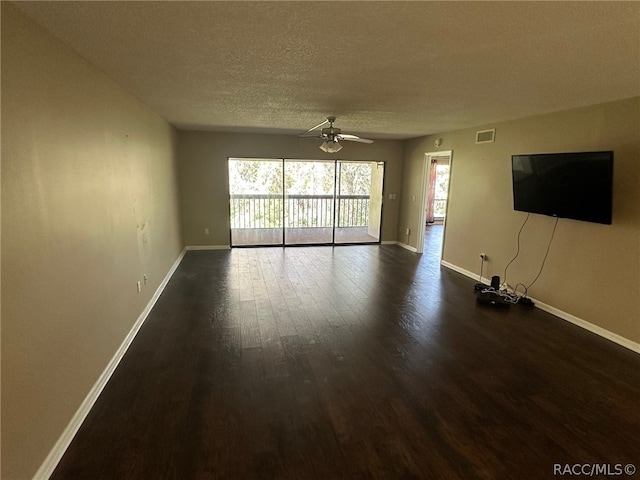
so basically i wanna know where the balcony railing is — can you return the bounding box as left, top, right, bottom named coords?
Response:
left=230, top=194, right=370, bottom=229
left=434, top=198, right=447, bottom=218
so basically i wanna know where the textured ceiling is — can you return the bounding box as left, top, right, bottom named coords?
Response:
left=12, top=1, right=640, bottom=140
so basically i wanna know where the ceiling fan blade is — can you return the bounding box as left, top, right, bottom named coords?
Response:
left=300, top=119, right=329, bottom=136
left=337, top=134, right=374, bottom=144
left=298, top=133, right=324, bottom=138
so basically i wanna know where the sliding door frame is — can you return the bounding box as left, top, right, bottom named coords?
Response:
left=228, top=157, right=385, bottom=248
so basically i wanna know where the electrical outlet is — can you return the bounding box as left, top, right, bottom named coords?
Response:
left=143, top=274, right=148, bottom=285
left=204, top=228, right=209, bottom=235
left=406, top=228, right=411, bottom=235
left=480, top=253, right=488, bottom=261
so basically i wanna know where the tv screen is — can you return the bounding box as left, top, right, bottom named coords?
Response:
left=511, top=151, right=613, bottom=225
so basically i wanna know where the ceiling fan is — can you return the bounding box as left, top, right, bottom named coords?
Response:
left=299, top=116, right=374, bottom=153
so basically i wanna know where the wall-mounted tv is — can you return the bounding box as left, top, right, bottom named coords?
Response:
left=511, top=151, right=613, bottom=225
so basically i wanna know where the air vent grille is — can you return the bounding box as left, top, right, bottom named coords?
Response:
left=476, top=128, right=496, bottom=144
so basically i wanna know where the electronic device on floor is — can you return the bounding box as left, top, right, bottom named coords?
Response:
left=476, top=291, right=511, bottom=309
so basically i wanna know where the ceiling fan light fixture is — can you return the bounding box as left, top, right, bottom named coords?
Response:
left=302, top=117, right=371, bottom=150
left=319, top=140, right=342, bottom=153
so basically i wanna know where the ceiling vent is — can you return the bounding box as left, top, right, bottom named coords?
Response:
left=475, top=128, right=496, bottom=144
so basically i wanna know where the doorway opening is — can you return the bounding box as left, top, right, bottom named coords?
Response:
left=416, top=151, right=452, bottom=255
left=228, top=158, right=385, bottom=247
left=428, top=159, right=450, bottom=224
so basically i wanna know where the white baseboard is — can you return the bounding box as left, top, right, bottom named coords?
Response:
left=440, top=260, right=640, bottom=355
left=441, top=260, right=486, bottom=284
left=33, top=248, right=188, bottom=480
left=186, top=245, right=230, bottom=250
left=381, top=240, right=397, bottom=245
left=532, top=299, right=640, bottom=354
left=396, top=242, right=418, bottom=253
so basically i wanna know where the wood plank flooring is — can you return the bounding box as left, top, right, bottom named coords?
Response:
left=51, top=227, right=640, bottom=479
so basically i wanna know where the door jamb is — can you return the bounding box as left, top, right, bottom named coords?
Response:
left=415, top=150, right=452, bottom=255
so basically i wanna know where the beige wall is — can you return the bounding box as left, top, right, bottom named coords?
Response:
left=401, top=97, right=640, bottom=345
left=177, top=131, right=403, bottom=246
left=1, top=5, right=183, bottom=479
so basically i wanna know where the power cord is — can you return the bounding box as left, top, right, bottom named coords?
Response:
left=525, top=217, right=559, bottom=291
left=480, top=287, right=521, bottom=304
left=505, top=217, right=559, bottom=306
left=474, top=255, right=487, bottom=291
left=501, top=213, right=530, bottom=290
left=478, top=214, right=558, bottom=308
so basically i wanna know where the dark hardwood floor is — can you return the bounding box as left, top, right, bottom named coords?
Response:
left=52, top=226, right=640, bottom=479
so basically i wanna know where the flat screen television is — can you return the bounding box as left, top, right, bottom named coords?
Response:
left=511, top=151, right=613, bottom=225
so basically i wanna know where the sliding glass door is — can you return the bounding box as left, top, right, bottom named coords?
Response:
left=284, top=160, right=335, bottom=245
left=228, top=158, right=384, bottom=247
left=335, top=161, right=384, bottom=244
left=228, top=158, right=283, bottom=246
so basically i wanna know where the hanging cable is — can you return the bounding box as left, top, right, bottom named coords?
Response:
left=526, top=217, right=559, bottom=291
left=502, top=213, right=530, bottom=289
left=512, top=283, right=528, bottom=297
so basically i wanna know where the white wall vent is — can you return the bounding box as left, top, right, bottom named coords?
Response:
left=475, top=128, right=496, bottom=144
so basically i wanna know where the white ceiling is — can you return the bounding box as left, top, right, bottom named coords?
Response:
left=13, top=1, right=640, bottom=140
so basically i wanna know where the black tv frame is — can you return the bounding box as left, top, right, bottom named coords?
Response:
left=511, top=150, right=613, bottom=225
